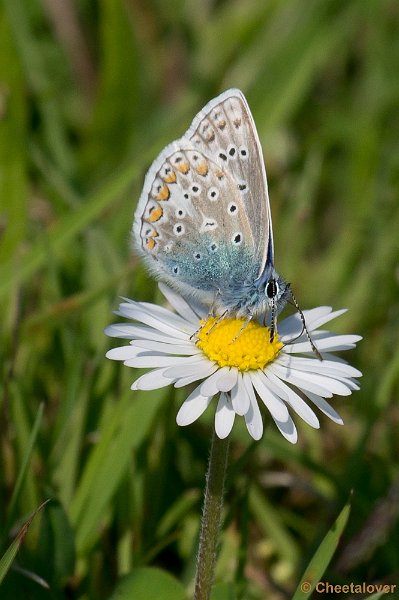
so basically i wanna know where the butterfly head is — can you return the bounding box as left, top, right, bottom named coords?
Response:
left=255, top=265, right=290, bottom=317
left=264, top=272, right=291, bottom=314
left=261, top=270, right=322, bottom=359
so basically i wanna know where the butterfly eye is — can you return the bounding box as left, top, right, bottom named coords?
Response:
left=266, top=279, right=279, bottom=299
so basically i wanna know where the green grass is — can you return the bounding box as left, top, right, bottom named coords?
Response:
left=1, top=0, right=399, bottom=598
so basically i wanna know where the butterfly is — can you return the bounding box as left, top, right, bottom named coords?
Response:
left=133, top=89, right=305, bottom=343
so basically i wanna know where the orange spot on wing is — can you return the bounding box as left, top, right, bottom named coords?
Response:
left=196, top=162, right=209, bottom=176
left=153, top=184, right=170, bottom=201
left=177, top=162, right=190, bottom=174
left=148, top=205, right=163, bottom=222
left=163, top=171, right=177, bottom=183
left=146, top=238, right=156, bottom=251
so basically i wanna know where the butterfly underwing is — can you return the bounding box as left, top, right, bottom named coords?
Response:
left=133, top=89, right=290, bottom=322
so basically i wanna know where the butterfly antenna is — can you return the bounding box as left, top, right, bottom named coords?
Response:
left=289, top=290, right=323, bottom=361
left=269, top=298, right=276, bottom=343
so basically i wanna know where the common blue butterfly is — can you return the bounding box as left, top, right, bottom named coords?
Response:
left=133, top=89, right=295, bottom=337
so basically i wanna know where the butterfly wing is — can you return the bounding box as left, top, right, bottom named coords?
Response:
left=186, top=89, right=274, bottom=273
left=133, top=141, right=259, bottom=305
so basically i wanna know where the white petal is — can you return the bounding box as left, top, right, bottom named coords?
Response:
left=215, top=393, right=235, bottom=439
left=105, top=323, right=180, bottom=343
left=279, top=307, right=350, bottom=341
left=125, top=354, right=206, bottom=369
left=264, top=371, right=320, bottom=428
left=284, top=333, right=361, bottom=354
left=200, top=367, right=230, bottom=396
left=185, top=298, right=208, bottom=319
left=176, top=385, right=213, bottom=425
left=249, top=371, right=289, bottom=421
left=135, top=301, right=193, bottom=329
left=132, top=368, right=175, bottom=390
left=339, top=378, right=360, bottom=391
left=271, top=415, right=298, bottom=444
left=278, top=307, right=335, bottom=339
left=133, top=339, right=200, bottom=355
left=270, top=363, right=352, bottom=397
left=285, top=356, right=361, bottom=384
left=268, top=363, right=333, bottom=397
left=117, top=304, right=193, bottom=339
left=303, top=391, right=344, bottom=424
left=306, top=308, right=348, bottom=330
left=277, top=354, right=362, bottom=379
left=105, top=323, right=139, bottom=339
left=158, top=283, right=202, bottom=324
left=231, top=372, right=250, bottom=416
left=174, top=364, right=219, bottom=388
left=216, top=368, right=238, bottom=393
left=163, top=356, right=215, bottom=378
left=277, top=311, right=325, bottom=340
left=106, top=346, right=142, bottom=361
left=253, top=370, right=289, bottom=401
left=321, top=353, right=351, bottom=364
left=242, top=373, right=263, bottom=440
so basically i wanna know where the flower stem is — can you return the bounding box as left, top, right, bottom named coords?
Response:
left=194, top=430, right=230, bottom=600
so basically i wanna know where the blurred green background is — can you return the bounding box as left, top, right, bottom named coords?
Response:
left=1, top=0, right=399, bottom=598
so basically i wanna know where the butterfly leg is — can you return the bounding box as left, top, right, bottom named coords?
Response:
left=230, top=316, right=252, bottom=343
left=198, top=291, right=228, bottom=336
left=189, top=290, right=224, bottom=341
left=205, top=309, right=229, bottom=334
left=209, top=288, right=223, bottom=317
left=189, top=309, right=230, bottom=341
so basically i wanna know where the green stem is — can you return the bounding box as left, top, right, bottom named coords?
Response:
left=194, top=429, right=230, bottom=600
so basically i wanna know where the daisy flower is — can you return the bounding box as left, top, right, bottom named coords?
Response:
left=105, top=283, right=361, bottom=443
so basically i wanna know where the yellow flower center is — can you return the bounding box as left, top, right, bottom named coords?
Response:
left=196, top=317, right=283, bottom=371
